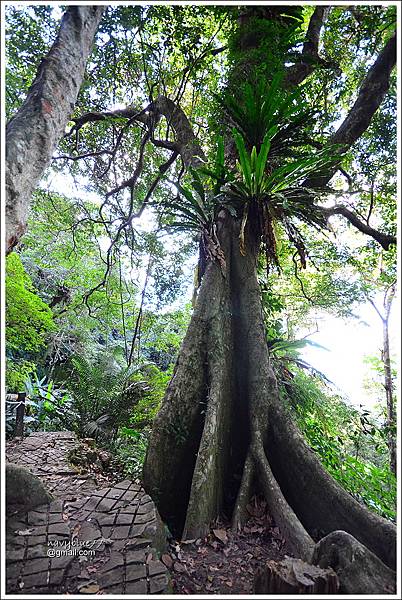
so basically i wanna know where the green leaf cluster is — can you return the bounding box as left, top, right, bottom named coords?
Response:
left=6, top=253, right=55, bottom=392
left=284, top=369, right=396, bottom=521
left=222, top=75, right=310, bottom=149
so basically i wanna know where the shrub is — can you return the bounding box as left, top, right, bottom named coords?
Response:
left=6, top=253, right=55, bottom=392
left=283, top=369, right=396, bottom=521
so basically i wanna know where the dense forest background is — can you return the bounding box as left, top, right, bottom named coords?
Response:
left=4, top=2, right=397, bottom=537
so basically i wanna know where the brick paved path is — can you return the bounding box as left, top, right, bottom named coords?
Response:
left=6, top=432, right=169, bottom=595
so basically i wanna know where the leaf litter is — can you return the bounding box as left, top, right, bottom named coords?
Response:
left=166, top=496, right=291, bottom=594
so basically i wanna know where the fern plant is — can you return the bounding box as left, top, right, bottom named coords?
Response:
left=221, top=74, right=313, bottom=150
left=166, top=72, right=339, bottom=273
left=165, top=137, right=236, bottom=233
left=59, top=353, right=149, bottom=439
left=165, top=158, right=237, bottom=280
left=225, top=126, right=336, bottom=259
left=269, top=337, right=332, bottom=385
left=197, top=136, right=231, bottom=196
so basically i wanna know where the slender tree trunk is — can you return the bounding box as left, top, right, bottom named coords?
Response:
left=369, top=287, right=396, bottom=476
left=6, top=6, right=104, bottom=253
left=383, top=320, right=396, bottom=475
left=382, top=294, right=396, bottom=475
left=143, top=212, right=396, bottom=569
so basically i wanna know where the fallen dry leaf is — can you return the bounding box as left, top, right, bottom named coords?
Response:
left=161, top=553, right=173, bottom=569
left=212, top=528, right=228, bottom=544
left=77, top=582, right=100, bottom=594
left=87, top=565, right=98, bottom=574
left=173, top=562, right=186, bottom=573
left=71, top=523, right=81, bottom=540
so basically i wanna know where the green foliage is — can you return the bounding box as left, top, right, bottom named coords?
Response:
left=6, top=253, right=55, bottom=392
left=49, top=350, right=170, bottom=440
left=24, top=374, right=76, bottom=432
left=141, top=305, right=191, bottom=370
left=57, top=353, right=149, bottom=438
left=166, top=173, right=216, bottom=233
left=230, top=128, right=275, bottom=200
left=230, top=128, right=335, bottom=208
left=6, top=253, right=55, bottom=354
left=5, top=374, right=75, bottom=437
left=197, top=136, right=229, bottom=196
left=222, top=75, right=310, bottom=150
left=284, top=369, right=396, bottom=521
left=226, top=125, right=337, bottom=261
left=227, top=7, right=304, bottom=94
left=112, top=430, right=150, bottom=479
left=6, top=360, right=37, bottom=395
left=130, top=365, right=172, bottom=429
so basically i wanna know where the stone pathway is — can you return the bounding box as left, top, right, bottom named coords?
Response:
left=6, top=432, right=169, bottom=595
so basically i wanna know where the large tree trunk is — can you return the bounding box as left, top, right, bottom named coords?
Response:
left=143, top=211, right=396, bottom=569
left=6, top=5, right=104, bottom=253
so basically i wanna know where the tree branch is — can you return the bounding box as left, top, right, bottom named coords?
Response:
left=152, top=95, right=206, bottom=167
left=321, top=204, right=396, bottom=250
left=67, top=94, right=206, bottom=170
left=285, top=7, right=335, bottom=87
left=105, top=130, right=150, bottom=198
left=305, top=32, right=396, bottom=189
left=65, top=105, right=150, bottom=136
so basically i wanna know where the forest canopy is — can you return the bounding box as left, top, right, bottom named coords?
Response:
left=4, top=3, right=397, bottom=594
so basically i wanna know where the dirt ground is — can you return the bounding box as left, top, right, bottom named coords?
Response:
left=162, top=497, right=292, bottom=595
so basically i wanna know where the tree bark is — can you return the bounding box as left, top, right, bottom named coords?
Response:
left=321, top=205, right=396, bottom=250
left=14, top=392, right=26, bottom=438
left=285, top=7, right=331, bottom=87
left=143, top=211, right=396, bottom=570
left=254, top=557, right=339, bottom=594
left=382, top=288, right=396, bottom=475
left=313, top=530, right=396, bottom=594
left=6, top=6, right=104, bottom=253
left=383, top=316, right=396, bottom=475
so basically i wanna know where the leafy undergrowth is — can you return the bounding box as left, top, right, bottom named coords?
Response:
left=162, top=497, right=291, bottom=595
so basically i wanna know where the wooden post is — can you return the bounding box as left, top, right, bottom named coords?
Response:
left=15, top=392, right=26, bottom=437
